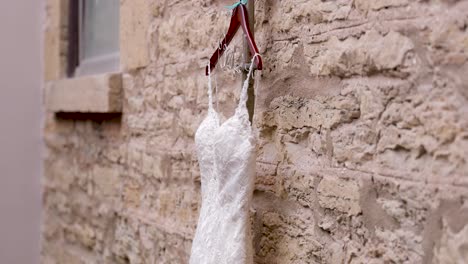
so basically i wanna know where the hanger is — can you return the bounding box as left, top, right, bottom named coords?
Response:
left=206, top=3, right=262, bottom=75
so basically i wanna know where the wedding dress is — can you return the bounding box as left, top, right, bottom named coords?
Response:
left=189, top=55, right=259, bottom=264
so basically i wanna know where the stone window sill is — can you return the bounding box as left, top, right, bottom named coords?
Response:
left=45, top=72, right=122, bottom=113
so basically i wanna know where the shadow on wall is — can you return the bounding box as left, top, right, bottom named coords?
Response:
left=55, top=112, right=123, bottom=122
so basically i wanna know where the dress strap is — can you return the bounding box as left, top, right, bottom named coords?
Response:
left=207, top=65, right=214, bottom=111
left=236, top=53, right=261, bottom=114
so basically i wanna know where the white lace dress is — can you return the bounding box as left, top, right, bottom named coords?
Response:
left=189, top=57, right=259, bottom=264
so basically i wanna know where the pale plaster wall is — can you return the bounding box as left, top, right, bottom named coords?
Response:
left=0, top=0, right=43, bottom=263
left=42, top=0, right=468, bottom=263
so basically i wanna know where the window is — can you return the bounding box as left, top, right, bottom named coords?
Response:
left=68, top=0, right=120, bottom=77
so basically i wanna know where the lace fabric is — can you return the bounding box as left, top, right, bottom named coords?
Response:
left=189, top=55, right=259, bottom=264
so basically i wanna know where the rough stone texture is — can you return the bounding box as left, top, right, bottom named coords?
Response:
left=45, top=73, right=123, bottom=113
left=120, top=0, right=152, bottom=70
left=42, top=0, right=468, bottom=263
left=43, top=0, right=68, bottom=81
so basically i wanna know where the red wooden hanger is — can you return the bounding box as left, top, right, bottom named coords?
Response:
left=205, top=3, right=262, bottom=75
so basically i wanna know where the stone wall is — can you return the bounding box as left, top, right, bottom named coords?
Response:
left=42, top=0, right=468, bottom=263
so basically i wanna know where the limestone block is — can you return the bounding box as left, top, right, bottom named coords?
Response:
left=434, top=221, right=468, bottom=263
left=157, top=7, right=230, bottom=62
left=92, top=166, right=120, bottom=198
left=257, top=210, right=323, bottom=263
left=317, top=177, right=361, bottom=216
left=120, top=0, right=151, bottom=70
left=264, top=95, right=360, bottom=130
left=305, top=30, right=415, bottom=77
left=355, top=0, right=409, bottom=12
left=44, top=0, right=64, bottom=81
left=42, top=242, right=95, bottom=264
left=45, top=73, right=122, bottom=113
left=65, top=223, right=97, bottom=249
left=122, top=179, right=141, bottom=208
left=111, top=217, right=142, bottom=264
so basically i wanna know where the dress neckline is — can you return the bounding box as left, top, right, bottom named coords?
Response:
left=205, top=107, right=249, bottom=130
left=204, top=54, right=260, bottom=127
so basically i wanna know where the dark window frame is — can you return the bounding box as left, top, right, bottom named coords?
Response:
left=67, top=0, right=80, bottom=77
left=66, top=1, right=120, bottom=77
